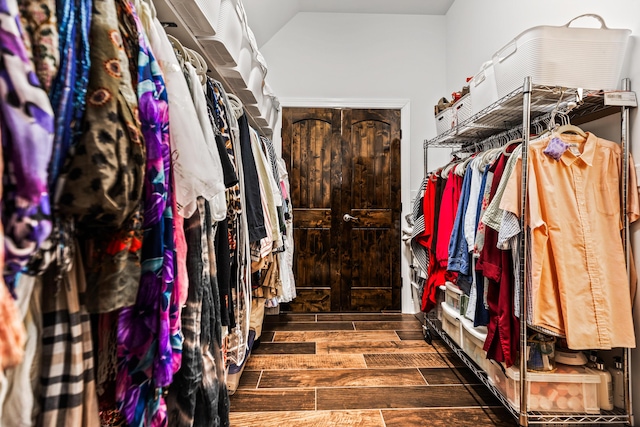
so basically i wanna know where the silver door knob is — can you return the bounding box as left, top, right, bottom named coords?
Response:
left=343, top=214, right=359, bottom=222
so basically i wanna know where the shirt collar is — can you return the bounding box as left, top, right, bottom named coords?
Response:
left=559, top=132, right=595, bottom=167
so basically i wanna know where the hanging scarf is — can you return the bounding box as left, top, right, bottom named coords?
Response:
left=0, top=0, right=55, bottom=291
left=47, top=0, right=91, bottom=190
left=115, top=2, right=180, bottom=426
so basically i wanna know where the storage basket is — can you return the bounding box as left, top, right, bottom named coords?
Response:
left=453, top=94, right=472, bottom=125
left=441, top=302, right=462, bottom=347
left=492, top=14, right=630, bottom=97
left=199, top=0, right=244, bottom=67
left=461, top=318, right=489, bottom=372
left=435, top=107, right=456, bottom=135
left=488, top=364, right=601, bottom=413
left=444, top=282, right=462, bottom=312
left=470, top=61, right=499, bottom=115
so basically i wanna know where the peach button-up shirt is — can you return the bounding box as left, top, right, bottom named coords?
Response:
left=500, top=132, right=639, bottom=349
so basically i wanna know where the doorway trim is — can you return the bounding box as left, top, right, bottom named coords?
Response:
left=275, top=98, right=414, bottom=314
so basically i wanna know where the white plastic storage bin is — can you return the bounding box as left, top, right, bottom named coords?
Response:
left=441, top=302, right=462, bottom=347
left=452, top=94, right=472, bottom=125
left=470, top=61, right=499, bottom=115
left=170, top=0, right=221, bottom=37
left=435, top=107, right=456, bottom=135
left=461, top=318, right=489, bottom=372
left=444, top=282, right=462, bottom=313
left=198, top=0, right=245, bottom=67
left=492, top=14, right=630, bottom=97
left=488, top=364, right=601, bottom=414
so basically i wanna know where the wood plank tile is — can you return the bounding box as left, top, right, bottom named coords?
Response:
left=236, top=370, right=261, bottom=389
left=364, top=353, right=454, bottom=368
left=273, top=330, right=399, bottom=342
left=229, top=389, right=315, bottom=412
left=381, top=407, right=518, bottom=427
left=245, top=354, right=366, bottom=371
left=264, top=314, right=316, bottom=323
left=429, top=339, right=452, bottom=352
left=441, top=352, right=467, bottom=368
left=419, top=367, right=480, bottom=385
left=262, top=321, right=355, bottom=332
left=229, top=410, right=385, bottom=427
left=317, top=313, right=419, bottom=322
left=252, top=342, right=316, bottom=355
left=259, top=331, right=275, bottom=342
left=317, top=385, right=500, bottom=410
left=316, top=340, right=441, bottom=354
left=258, top=368, right=427, bottom=388
left=395, top=330, right=426, bottom=340
left=353, top=320, right=422, bottom=330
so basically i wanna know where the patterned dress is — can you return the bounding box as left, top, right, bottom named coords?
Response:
left=0, top=0, right=55, bottom=291
left=116, top=2, right=181, bottom=426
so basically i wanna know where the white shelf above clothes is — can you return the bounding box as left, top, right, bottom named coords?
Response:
left=153, top=0, right=280, bottom=137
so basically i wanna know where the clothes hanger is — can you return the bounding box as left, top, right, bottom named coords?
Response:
left=184, top=48, right=207, bottom=84
left=227, top=93, right=244, bottom=120
left=554, top=109, right=587, bottom=138
left=167, top=34, right=187, bottom=67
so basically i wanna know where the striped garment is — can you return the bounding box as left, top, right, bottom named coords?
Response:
left=39, top=243, right=100, bottom=427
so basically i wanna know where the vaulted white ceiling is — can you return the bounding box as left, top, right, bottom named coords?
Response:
left=242, top=0, right=456, bottom=47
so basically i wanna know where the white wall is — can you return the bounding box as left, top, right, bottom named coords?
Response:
left=445, top=0, right=640, bottom=421
left=260, top=12, right=448, bottom=313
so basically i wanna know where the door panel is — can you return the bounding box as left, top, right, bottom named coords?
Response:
left=283, top=108, right=342, bottom=312
left=341, top=109, right=401, bottom=311
left=282, top=107, right=401, bottom=312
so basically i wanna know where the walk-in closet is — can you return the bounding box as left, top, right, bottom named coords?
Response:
left=0, top=0, right=639, bottom=426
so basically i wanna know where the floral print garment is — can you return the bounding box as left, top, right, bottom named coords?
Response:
left=116, top=2, right=181, bottom=426
left=0, top=0, right=54, bottom=291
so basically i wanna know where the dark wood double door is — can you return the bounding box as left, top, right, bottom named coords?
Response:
left=282, top=108, right=401, bottom=312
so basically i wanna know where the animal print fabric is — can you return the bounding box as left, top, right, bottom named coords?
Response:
left=55, top=0, right=145, bottom=229
left=18, top=0, right=59, bottom=92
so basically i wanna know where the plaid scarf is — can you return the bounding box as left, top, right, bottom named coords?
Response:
left=39, top=243, right=100, bottom=427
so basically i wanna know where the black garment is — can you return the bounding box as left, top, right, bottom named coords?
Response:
left=215, top=133, right=238, bottom=188
left=215, top=217, right=233, bottom=328
left=238, top=113, right=267, bottom=243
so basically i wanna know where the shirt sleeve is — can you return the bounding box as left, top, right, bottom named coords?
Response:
left=498, top=158, right=521, bottom=217
left=627, top=153, right=640, bottom=223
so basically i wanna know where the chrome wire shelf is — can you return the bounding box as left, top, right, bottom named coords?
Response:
left=425, top=313, right=632, bottom=426
left=424, top=85, right=619, bottom=149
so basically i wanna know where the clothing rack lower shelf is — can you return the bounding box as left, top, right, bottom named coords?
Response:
left=424, top=313, right=632, bottom=426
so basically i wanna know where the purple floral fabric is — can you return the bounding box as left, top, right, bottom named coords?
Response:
left=0, top=0, right=54, bottom=291
left=116, top=2, right=181, bottom=426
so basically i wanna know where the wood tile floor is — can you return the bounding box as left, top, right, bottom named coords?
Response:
left=229, top=313, right=518, bottom=426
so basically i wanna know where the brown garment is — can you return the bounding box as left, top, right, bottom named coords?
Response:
left=58, top=0, right=145, bottom=313
left=56, top=0, right=144, bottom=229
